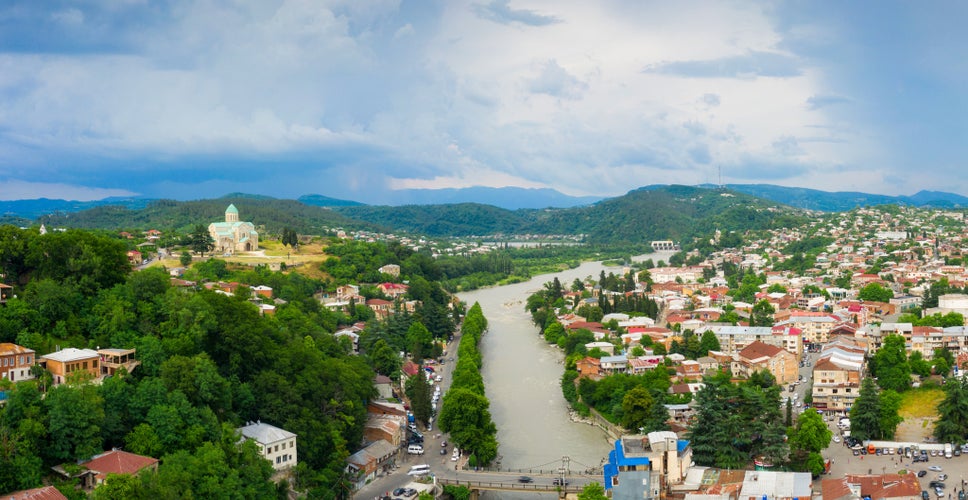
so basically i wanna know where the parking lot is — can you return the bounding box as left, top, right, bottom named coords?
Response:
left=821, top=414, right=968, bottom=498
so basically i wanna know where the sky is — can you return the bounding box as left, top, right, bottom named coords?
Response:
left=1, top=0, right=967, bottom=204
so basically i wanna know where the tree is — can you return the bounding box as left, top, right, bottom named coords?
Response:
left=750, top=300, right=775, bottom=327
left=577, top=483, right=608, bottom=500
left=179, top=251, right=192, bottom=267
left=850, top=378, right=882, bottom=441
left=281, top=228, right=299, bottom=248
left=699, top=330, right=720, bottom=356
left=189, top=224, right=215, bottom=257
left=621, top=386, right=655, bottom=432
left=935, top=377, right=968, bottom=444
left=871, top=335, right=911, bottom=392
left=858, top=282, right=894, bottom=303
left=45, top=384, right=105, bottom=462
left=878, top=390, right=903, bottom=439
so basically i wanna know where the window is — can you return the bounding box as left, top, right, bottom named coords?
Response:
left=83, top=361, right=88, bottom=370
left=275, top=445, right=279, bottom=453
left=276, top=457, right=281, bottom=464
left=19, top=356, right=24, bottom=364
left=282, top=442, right=286, bottom=450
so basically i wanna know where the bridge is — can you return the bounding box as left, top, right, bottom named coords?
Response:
left=431, top=456, right=603, bottom=499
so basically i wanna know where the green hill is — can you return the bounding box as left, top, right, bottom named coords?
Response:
left=39, top=197, right=381, bottom=235
left=335, top=185, right=807, bottom=243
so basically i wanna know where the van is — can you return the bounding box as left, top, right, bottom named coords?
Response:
left=408, top=464, right=431, bottom=476
left=407, top=445, right=424, bottom=455
left=944, top=443, right=952, bottom=458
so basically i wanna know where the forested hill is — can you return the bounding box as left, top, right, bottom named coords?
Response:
left=38, top=196, right=382, bottom=235
left=334, top=185, right=807, bottom=243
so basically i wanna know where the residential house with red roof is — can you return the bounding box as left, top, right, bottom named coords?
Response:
left=76, top=449, right=159, bottom=488
left=735, top=341, right=797, bottom=384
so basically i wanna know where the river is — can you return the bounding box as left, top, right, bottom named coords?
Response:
left=455, top=251, right=676, bottom=496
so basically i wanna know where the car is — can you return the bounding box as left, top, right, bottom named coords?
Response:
left=403, top=489, right=417, bottom=498
left=938, top=474, right=948, bottom=481
left=954, top=449, right=962, bottom=457
left=918, top=470, right=927, bottom=477
left=518, top=476, right=534, bottom=483
left=451, top=449, right=460, bottom=461
left=922, top=491, right=930, bottom=500
left=853, top=449, right=861, bottom=456
left=929, top=465, right=943, bottom=472
left=553, top=478, right=569, bottom=486
left=929, top=481, right=945, bottom=489
left=393, top=488, right=406, bottom=497
left=440, top=448, right=447, bottom=455
left=876, top=448, right=883, bottom=456
left=441, top=440, right=447, bottom=447
left=833, top=436, right=841, bottom=443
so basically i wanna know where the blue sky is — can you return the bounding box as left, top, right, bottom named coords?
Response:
left=0, top=0, right=966, bottom=203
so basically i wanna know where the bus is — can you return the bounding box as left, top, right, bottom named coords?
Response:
left=408, top=465, right=431, bottom=476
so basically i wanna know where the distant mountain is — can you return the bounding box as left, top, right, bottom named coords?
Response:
left=698, top=184, right=968, bottom=211
left=0, top=197, right=153, bottom=220
left=336, top=185, right=807, bottom=242
left=381, top=186, right=601, bottom=209
left=297, top=194, right=366, bottom=207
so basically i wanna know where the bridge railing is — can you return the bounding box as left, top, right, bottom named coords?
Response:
left=462, top=466, right=601, bottom=476
left=438, top=478, right=582, bottom=493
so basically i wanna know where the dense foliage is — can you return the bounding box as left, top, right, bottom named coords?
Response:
left=437, top=303, right=499, bottom=465
left=687, top=371, right=788, bottom=469
left=0, top=226, right=474, bottom=498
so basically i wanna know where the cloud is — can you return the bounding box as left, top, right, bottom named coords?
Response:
left=473, top=0, right=561, bottom=26
left=528, top=60, right=588, bottom=99
left=643, top=50, right=802, bottom=79
left=805, top=94, right=850, bottom=110
left=394, top=23, right=415, bottom=39
left=700, top=93, right=721, bottom=108
left=0, top=180, right=137, bottom=201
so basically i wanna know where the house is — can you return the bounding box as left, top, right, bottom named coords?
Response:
left=378, top=264, right=401, bottom=277
left=366, top=298, right=393, bottom=319
left=603, top=432, right=692, bottom=497
left=821, top=472, right=921, bottom=500
left=252, top=285, right=273, bottom=298
left=97, top=348, right=139, bottom=377
left=0, top=486, right=68, bottom=499
left=126, top=250, right=142, bottom=266
left=40, top=348, right=100, bottom=385
left=0, top=282, right=12, bottom=303
left=377, top=282, right=409, bottom=298
left=77, top=449, right=159, bottom=488
left=600, top=355, right=629, bottom=374
left=740, top=470, right=813, bottom=500
left=208, top=204, right=259, bottom=254
left=374, top=374, right=394, bottom=399
left=237, top=421, right=298, bottom=471
left=736, top=341, right=798, bottom=384
left=0, top=343, right=35, bottom=382
left=576, top=357, right=602, bottom=379
left=346, top=439, right=397, bottom=490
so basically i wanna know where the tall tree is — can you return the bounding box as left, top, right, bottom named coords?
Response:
left=871, top=335, right=911, bottom=392
left=850, top=378, right=882, bottom=441
left=935, top=377, right=968, bottom=443
left=189, top=224, right=215, bottom=257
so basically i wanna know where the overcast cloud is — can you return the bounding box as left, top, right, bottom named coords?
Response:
left=0, top=0, right=966, bottom=203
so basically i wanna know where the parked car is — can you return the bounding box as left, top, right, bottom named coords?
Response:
left=928, top=481, right=945, bottom=489
left=922, top=491, right=930, bottom=500
left=918, top=470, right=927, bottom=477
left=833, top=436, right=841, bottom=443
left=938, top=474, right=948, bottom=481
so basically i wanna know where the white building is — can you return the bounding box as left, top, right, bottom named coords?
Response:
left=238, top=421, right=297, bottom=471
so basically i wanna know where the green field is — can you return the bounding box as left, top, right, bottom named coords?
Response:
left=899, top=387, right=945, bottom=418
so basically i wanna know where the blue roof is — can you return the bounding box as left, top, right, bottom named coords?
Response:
left=677, top=439, right=690, bottom=454
left=612, top=439, right=651, bottom=467
left=603, top=463, right=618, bottom=490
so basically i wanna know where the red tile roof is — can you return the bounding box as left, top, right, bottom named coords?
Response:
left=80, top=449, right=159, bottom=480
left=1, top=486, right=68, bottom=500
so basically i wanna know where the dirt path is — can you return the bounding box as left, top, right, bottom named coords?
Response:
left=895, top=416, right=936, bottom=443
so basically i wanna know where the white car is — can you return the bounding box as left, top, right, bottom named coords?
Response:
left=451, top=448, right=460, bottom=461
left=833, top=436, right=841, bottom=443
left=929, top=465, right=943, bottom=472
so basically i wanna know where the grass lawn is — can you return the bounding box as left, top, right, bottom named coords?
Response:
left=898, top=386, right=945, bottom=418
